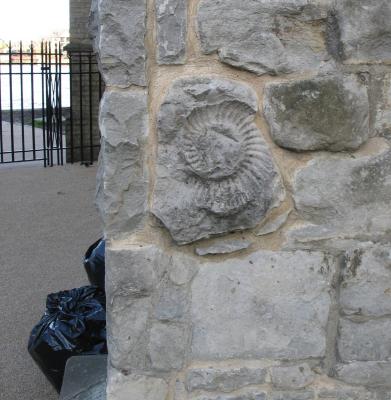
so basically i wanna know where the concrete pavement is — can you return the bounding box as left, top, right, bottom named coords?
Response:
left=0, top=163, right=101, bottom=400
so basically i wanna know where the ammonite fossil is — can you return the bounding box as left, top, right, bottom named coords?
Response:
left=180, top=102, right=275, bottom=216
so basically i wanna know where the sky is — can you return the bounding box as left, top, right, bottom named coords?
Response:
left=0, top=0, right=69, bottom=41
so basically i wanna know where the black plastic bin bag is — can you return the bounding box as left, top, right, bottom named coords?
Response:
left=28, top=286, right=107, bottom=392
left=84, top=239, right=105, bottom=290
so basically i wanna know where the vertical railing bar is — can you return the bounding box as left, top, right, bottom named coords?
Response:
left=19, top=41, right=25, bottom=161
left=69, top=52, right=74, bottom=163
left=79, top=52, right=84, bottom=163
left=54, top=42, right=60, bottom=165
left=30, top=41, right=36, bottom=160
left=41, top=41, right=47, bottom=167
left=8, top=41, right=15, bottom=162
left=88, top=52, right=93, bottom=165
left=48, top=41, right=53, bottom=166
left=59, top=42, right=64, bottom=165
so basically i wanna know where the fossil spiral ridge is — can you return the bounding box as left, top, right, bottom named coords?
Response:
left=180, top=102, right=276, bottom=216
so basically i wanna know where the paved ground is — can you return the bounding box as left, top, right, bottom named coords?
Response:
left=0, top=163, right=101, bottom=400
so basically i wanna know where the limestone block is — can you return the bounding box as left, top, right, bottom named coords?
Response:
left=156, top=0, right=187, bottom=64
left=96, top=0, right=147, bottom=87
left=335, top=362, right=391, bottom=389
left=106, top=245, right=169, bottom=371
left=340, top=246, right=391, bottom=317
left=186, top=367, right=267, bottom=393
left=338, top=319, right=391, bottom=362
left=264, top=75, right=369, bottom=152
left=191, top=392, right=267, bottom=400
left=96, top=91, right=148, bottom=238
left=369, top=73, right=391, bottom=137
left=152, top=77, right=284, bottom=244
left=107, top=370, right=168, bottom=400
left=269, top=392, right=315, bottom=400
left=148, top=322, right=188, bottom=371
left=191, top=250, right=334, bottom=360
left=291, top=147, right=391, bottom=245
left=317, top=387, right=372, bottom=400
left=332, top=0, right=391, bottom=64
left=154, top=279, right=189, bottom=321
left=270, top=364, right=315, bottom=390
left=197, top=0, right=331, bottom=76
left=195, top=240, right=252, bottom=256
left=256, top=210, right=291, bottom=236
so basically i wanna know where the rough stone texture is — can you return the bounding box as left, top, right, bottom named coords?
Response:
left=338, top=318, right=391, bottom=362
left=156, top=0, right=187, bottom=64
left=317, top=387, right=373, bottom=400
left=191, top=392, right=267, bottom=400
left=335, top=362, right=391, bottom=389
left=148, top=322, right=188, bottom=371
left=154, top=279, right=189, bottom=321
left=340, top=246, right=391, bottom=317
left=107, top=371, right=168, bottom=400
left=197, top=0, right=331, bottom=76
left=195, top=240, right=251, bottom=256
left=290, top=147, right=391, bottom=246
left=96, top=90, right=148, bottom=238
left=256, top=210, right=291, bottom=236
left=332, top=0, right=391, bottom=64
left=270, top=364, right=315, bottom=390
left=95, top=0, right=147, bottom=87
left=269, top=392, right=315, bottom=400
left=152, top=77, right=284, bottom=244
left=186, top=367, right=267, bottom=393
left=191, top=250, right=334, bottom=360
left=369, top=73, right=391, bottom=137
left=264, top=75, right=369, bottom=152
left=105, top=245, right=168, bottom=371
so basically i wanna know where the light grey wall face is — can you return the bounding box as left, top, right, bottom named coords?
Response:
left=93, top=0, right=391, bottom=399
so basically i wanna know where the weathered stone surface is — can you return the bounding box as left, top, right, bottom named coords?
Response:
left=107, top=371, right=168, bottom=400
left=332, top=0, right=391, bottom=64
left=186, top=367, right=267, bottom=393
left=106, top=245, right=168, bottom=370
left=264, top=75, right=369, bottom=152
left=168, top=254, right=199, bottom=286
left=256, top=210, right=291, bottom=236
left=290, top=147, right=391, bottom=245
left=317, top=387, right=372, bottom=400
left=191, top=250, right=334, bottom=360
left=369, top=73, right=391, bottom=137
left=96, top=91, right=148, bottom=238
left=148, top=322, right=188, bottom=371
left=338, top=318, right=391, bottom=362
left=156, top=0, right=187, bottom=64
left=195, top=240, right=251, bottom=256
left=269, top=392, right=315, bottom=400
left=152, top=77, right=284, bottom=244
left=197, top=0, right=331, bottom=76
left=340, top=246, right=391, bottom=317
left=154, top=279, right=189, bottom=321
left=94, top=0, right=147, bottom=87
left=270, top=364, right=315, bottom=390
left=335, top=362, right=391, bottom=389
left=192, top=392, right=267, bottom=400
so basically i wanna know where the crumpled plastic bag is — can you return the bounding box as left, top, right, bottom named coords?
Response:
left=28, top=286, right=107, bottom=392
left=84, top=238, right=105, bottom=290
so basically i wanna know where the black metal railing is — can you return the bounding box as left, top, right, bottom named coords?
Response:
left=0, top=41, right=103, bottom=166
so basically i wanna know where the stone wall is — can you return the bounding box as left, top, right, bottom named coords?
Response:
left=92, top=0, right=391, bottom=399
